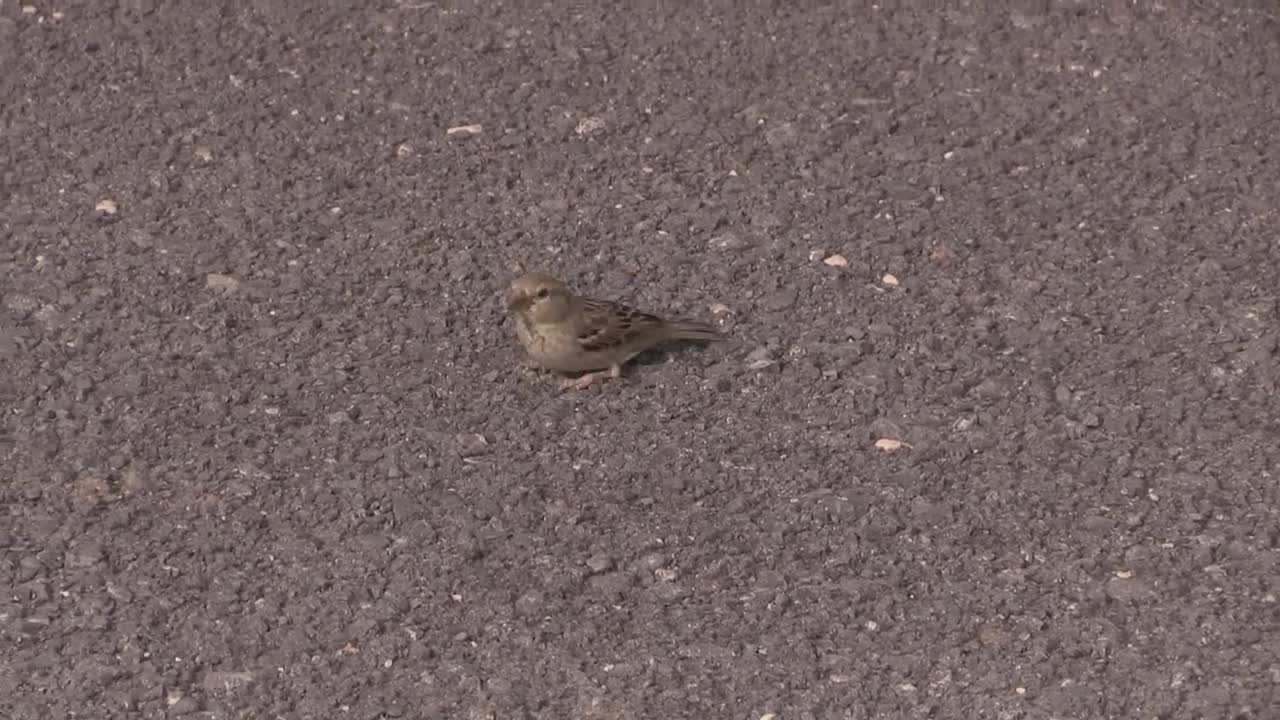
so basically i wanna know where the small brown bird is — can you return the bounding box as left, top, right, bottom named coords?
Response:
left=506, top=271, right=724, bottom=389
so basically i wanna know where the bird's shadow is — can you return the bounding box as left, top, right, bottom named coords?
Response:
left=517, top=337, right=731, bottom=392
left=543, top=340, right=721, bottom=384
left=639, top=339, right=708, bottom=365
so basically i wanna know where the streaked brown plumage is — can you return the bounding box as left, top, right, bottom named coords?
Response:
left=506, top=272, right=724, bottom=389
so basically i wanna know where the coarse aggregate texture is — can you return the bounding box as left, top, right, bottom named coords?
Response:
left=2, top=2, right=1279, bottom=719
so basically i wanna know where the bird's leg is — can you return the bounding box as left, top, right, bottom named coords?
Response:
left=560, top=364, right=623, bottom=391
left=560, top=372, right=605, bottom=390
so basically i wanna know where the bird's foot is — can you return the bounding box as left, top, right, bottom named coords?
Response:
left=560, top=372, right=605, bottom=391
left=559, top=365, right=622, bottom=391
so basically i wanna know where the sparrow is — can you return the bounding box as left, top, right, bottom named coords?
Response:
left=505, top=271, right=725, bottom=389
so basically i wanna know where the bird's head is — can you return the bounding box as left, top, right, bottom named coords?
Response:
left=506, top=272, right=573, bottom=324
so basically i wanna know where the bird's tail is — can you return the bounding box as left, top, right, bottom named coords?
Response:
left=664, top=319, right=725, bottom=342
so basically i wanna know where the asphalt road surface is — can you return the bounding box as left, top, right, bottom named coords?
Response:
left=3, top=3, right=1279, bottom=719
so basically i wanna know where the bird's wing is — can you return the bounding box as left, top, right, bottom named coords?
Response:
left=575, top=298, right=666, bottom=353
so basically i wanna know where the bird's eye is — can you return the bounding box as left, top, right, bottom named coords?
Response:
left=535, top=288, right=550, bottom=299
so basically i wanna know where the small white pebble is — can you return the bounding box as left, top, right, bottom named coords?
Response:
left=446, top=123, right=483, bottom=137
left=575, top=116, right=606, bottom=135
left=882, top=273, right=899, bottom=287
